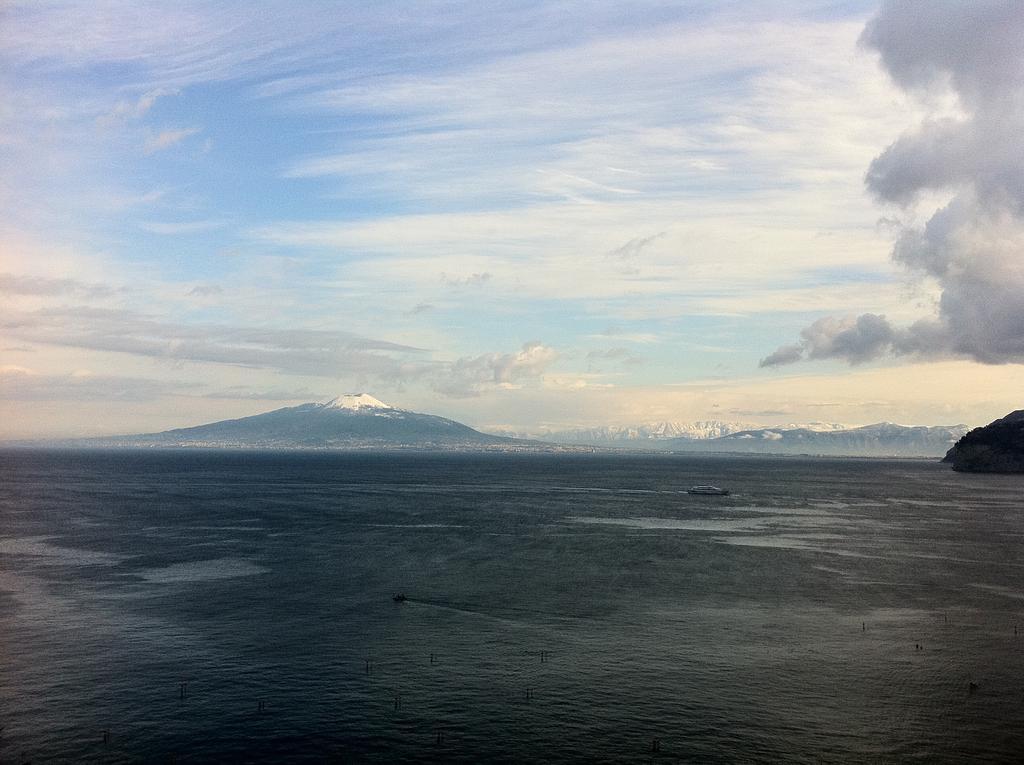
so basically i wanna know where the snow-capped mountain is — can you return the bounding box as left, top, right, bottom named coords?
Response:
left=522, top=420, right=846, bottom=445
left=665, top=422, right=969, bottom=457
left=503, top=419, right=963, bottom=456
left=540, top=421, right=750, bottom=445
left=775, top=422, right=850, bottom=433
left=322, top=393, right=394, bottom=411
left=21, top=396, right=966, bottom=456
left=59, top=394, right=527, bottom=450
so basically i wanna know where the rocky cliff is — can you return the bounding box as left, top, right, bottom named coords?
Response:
left=943, top=410, right=1024, bottom=472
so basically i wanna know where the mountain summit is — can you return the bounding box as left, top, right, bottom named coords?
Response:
left=63, top=395, right=525, bottom=450
left=322, top=393, right=393, bottom=411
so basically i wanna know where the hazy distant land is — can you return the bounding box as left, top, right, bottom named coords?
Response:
left=10, top=393, right=972, bottom=459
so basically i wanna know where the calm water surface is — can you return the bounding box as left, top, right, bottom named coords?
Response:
left=1, top=450, right=1023, bottom=763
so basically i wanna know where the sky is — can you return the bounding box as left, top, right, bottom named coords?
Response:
left=3, top=0, right=1024, bottom=439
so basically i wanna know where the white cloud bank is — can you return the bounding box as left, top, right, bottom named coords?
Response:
left=762, top=0, right=1024, bottom=368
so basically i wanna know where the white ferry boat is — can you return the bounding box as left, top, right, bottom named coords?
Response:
left=687, top=485, right=729, bottom=495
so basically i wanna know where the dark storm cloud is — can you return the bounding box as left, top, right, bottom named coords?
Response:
left=803, top=313, right=896, bottom=364
left=860, top=1, right=1024, bottom=109
left=762, top=1, right=1024, bottom=369
left=761, top=314, right=898, bottom=367
left=758, top=343, right=804, bottom=368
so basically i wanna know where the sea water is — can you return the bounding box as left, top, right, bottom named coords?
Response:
left=1, top=449, right=1023, bottom=763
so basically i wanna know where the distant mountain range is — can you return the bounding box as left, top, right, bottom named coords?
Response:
left=536, top=421, right=749, bottom=444
left=664, top=422, right=968, bottom=457
left=14, top=394, right=969, bottom=457
left=44, top=394, right=531, bottom=451
left=520, top=420, right=848, bottom=446
left=505, top=420, right=962, bottom=457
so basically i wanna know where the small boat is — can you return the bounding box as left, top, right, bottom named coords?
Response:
left=687, top=485, right=729, bottom=495
left=392, top=593, right=407, bottom=602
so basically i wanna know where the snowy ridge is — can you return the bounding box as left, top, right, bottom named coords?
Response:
left=529, top=420, right=851, bottom=444
left=778, top=422, right=849, bottom=433
left=321, top=393, right=395, bottom=411
left=676, top=421, right=970, bottom=456
left=534, top=421, right=751, bottom=443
